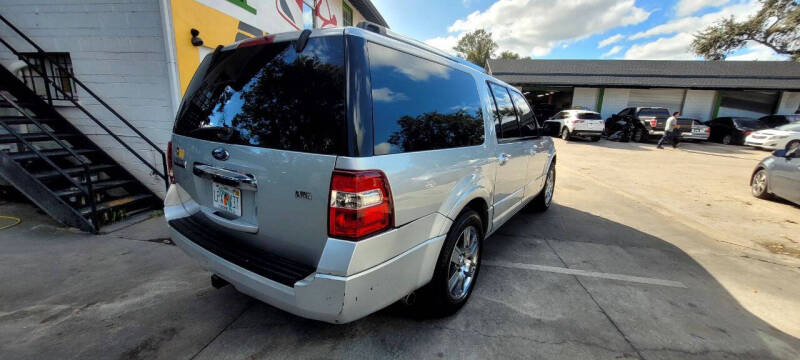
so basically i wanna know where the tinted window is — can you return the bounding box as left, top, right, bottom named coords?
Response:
left=510, top=91, right=537, bottom=137
left=577, top=112, right=602, bottom=120
left=174, top=36, right=346, bottom=154
left=638, top=108, right=670, bottom=117
left=368, top=43, right=484, bottom=155
left=489, top=83, right=520, bottom=139
left=733, top=118, right=764, bottom=129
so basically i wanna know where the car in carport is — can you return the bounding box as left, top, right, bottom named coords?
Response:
left=708, top=117, right=767, bottom=145
left=604, top=107, right=671, bottom=143
left=679, top=118, right=710, bottom=142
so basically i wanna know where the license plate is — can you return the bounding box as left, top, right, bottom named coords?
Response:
left=212, top=183, right=241, bottom=216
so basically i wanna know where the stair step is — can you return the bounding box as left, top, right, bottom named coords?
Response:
left=79, top=194, right=154, bottom=215
left=32, top=164, right=118, bottom=180
left=54, top=179, right=135, bottom=197
left=8, top=148, right=97, bottom=161
left=0, top=116, right=56, bottom=125
left=0, top=132, right=79, bottom=144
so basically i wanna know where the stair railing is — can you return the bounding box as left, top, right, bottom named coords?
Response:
left=0, top=91, right=99, bottom=230
left=0, top=14, right=169, bottom=192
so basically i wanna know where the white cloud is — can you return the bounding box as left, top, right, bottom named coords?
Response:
left=427, top=0, right=650, bottom=58
left=726, top=43, right=789, bottom=61
left=625, top=0, right=779, bottom=61
left=424, top=36, right=459, bottom=55
left=675, top=0, right=730, bottom=17
left=624, top=33, right=699, bottom=60
left=370, top=44, right=452, bottom=81
left=598, top=34, right=624, bottom=48
left=372, top=87, right=409, bottom=103
left=602, top=45, right=624, bottom=58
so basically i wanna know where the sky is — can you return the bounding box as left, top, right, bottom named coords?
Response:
left=369, top=0, right=787, bottom=61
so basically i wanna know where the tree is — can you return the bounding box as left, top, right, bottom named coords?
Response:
left=498, top=51, right=521, bottom=59
left=453, top=29, right=498, bottom=67
left=691, top=0, right=800, bottom=61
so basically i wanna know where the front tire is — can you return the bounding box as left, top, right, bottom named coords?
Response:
left=417, top=210, right=483, bottom=317
left=722, top=134, right=732, bottom=145
left=632, top=128, right=646, bottom=143
left=751, top=169, right=771, bottom=199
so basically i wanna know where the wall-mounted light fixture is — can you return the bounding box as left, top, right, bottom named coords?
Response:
left=190, top=28, right=204, bottom=47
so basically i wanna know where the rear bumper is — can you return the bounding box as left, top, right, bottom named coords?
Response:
left=648, top=129, right=665, bottom=136
left=681, top=133, right=709, bottom=141
left=571, top=130, right=602, bottom=137
left=170, top=226, right=445, bottom=323
left=164, top=184, right=449, bottom=324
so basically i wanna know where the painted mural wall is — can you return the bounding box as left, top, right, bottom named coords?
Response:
left=171, top=0, right=360, bottom=94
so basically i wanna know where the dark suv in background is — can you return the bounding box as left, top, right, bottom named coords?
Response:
left=605, top=107, right=671, bottom=142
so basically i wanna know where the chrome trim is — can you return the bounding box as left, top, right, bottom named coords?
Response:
left=193, top=163, right=258, bottom=191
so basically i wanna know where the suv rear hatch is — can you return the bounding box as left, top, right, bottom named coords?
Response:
left=638, top=108, right=670, bottom=131
left=170, top=31, right=349, bottom=268
left=574, top=112, right=604, bottom=131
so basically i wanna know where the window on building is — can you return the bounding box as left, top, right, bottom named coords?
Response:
left=342, top=2, right=354, bottom=26
left=18, top=52, right=77, bottom=101
left=489, top=83, right=520, bottom=139
left=368, top=42, right=484, bottom=155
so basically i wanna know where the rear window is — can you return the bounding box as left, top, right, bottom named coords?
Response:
left=173, top=36, right=347, bottom=155
left=638, top=108, right=670, bottom=117
left=576, top=112, right=602, bottom=120
left=733, top=118, right=764, bottom=129
left=369, top=43, right=484, bottom=155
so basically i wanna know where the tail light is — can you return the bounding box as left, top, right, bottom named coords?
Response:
left=743, top=130, right=752, bottom=136
left=572, top=120, right=584, bottom=124
left=650, top=119, right=658, bottom=127
left=705, top=128, right=710, bottom=133
left=328, top=170, right=393, bottom=240
left=166, top=141, right=175, bottom=184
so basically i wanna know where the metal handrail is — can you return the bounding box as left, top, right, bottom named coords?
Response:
left=0, top=92, right=99, bottom=229
left=0, top=13, right=169, bottom=191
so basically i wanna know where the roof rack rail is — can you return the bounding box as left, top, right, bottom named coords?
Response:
left=356, top=21, right=487, bottom=74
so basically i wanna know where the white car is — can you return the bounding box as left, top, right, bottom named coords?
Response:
left=545, top=109, right=604, bottom=141
left=745, top=123, right=800, bottom=151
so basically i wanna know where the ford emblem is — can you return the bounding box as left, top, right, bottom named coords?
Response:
left=211, top=147, right=229, bottom=161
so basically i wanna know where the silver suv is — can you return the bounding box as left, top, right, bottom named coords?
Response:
left=164, top=24, right=556, bottom=324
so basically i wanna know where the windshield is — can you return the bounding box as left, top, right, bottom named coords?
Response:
left=576, top=112, right=602, bottom=120
left=173, top=36, right=347, bottom=155
left=732, top=118, right=763, bottom=129
left=638, top=108, right=670, bottom=117
left=775, top=123, right=800, bottom=132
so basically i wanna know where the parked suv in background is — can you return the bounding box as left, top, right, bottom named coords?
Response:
left=545, top=109, right=603, bottom=142
left=708, top=117, right=767, bottom=145
left=605, top=107, right=671, bottom=143
left=163, top=24, right=557, bottom=324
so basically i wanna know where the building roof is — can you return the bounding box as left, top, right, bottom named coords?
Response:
left=486, top=59, right=800, bottom=90
left=349, top=0, right=388, bottom=27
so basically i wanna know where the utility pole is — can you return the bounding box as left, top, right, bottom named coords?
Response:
left=302, top=0, right=318, bottom=29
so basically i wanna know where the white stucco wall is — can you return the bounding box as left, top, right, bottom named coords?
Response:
left=777, top=91, right=800, bottom=114
left=600, top=88, right=629, bottom=119
left=681, top=90, right=716, bottom=121
left=0, top=0, right=174, bottom=196
left=572, top=87, right=599, bottom=111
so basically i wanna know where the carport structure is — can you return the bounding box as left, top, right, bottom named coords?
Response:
left=486, top=59, right=800, bottom=121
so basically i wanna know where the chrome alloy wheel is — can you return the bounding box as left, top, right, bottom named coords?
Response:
left=448, top=225, right=479, bottom=300
left=751, top=170, right=767, bottom=196
left=544, top=166, right=555, bottom=206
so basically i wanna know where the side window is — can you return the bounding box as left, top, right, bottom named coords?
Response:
left=489, top=83, right=520, bottom=139
left=368, top=43, right=485, bottom=155
left=618, top=108, right=629, bottom=116
left=551, top=111, right=563, bottom=120
left=510, top=91, right=537, bottom=137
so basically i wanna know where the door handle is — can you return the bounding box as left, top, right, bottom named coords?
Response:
left=193, top=163, right=258, bottom=191
left=498, top=153, right=511, bottom=165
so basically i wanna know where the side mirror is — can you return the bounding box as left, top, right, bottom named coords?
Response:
left=541, top=121, right=560, bottom=137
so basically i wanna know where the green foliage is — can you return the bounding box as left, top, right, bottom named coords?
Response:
left=453, top=29, right=498, bottom=67
left=691, top=0, right=800, bottom=61
left=498, top=51, right=521, bottom=59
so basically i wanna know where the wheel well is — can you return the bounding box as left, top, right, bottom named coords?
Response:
left=462, top=198, right=488, bottom=235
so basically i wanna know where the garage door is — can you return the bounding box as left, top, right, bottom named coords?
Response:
left=717, top=90, right=779, bottom=118
left=627, top=89, right=685, bottom=114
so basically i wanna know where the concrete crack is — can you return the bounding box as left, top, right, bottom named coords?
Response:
left=188, top=299, right=254, bottom=360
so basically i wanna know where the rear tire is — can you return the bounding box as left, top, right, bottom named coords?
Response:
left=528, top=162, right=556, bottom=212
left=632, top=128, right=646, bottom=143
left=751, top=169, right=771, bottom=199
left=561, top=128, right=571, bottom=141
left=417, top=210, right=483, bottom=317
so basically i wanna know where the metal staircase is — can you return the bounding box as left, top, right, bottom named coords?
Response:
left=0, top=15, right=167, bottom=233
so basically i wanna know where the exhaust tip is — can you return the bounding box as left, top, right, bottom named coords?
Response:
left=211, top=274, right=230, bottom=289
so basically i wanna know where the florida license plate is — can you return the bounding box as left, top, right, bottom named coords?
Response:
left=212, top=183, right=241, bottom=216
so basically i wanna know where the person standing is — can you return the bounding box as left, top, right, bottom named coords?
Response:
left=657, top=111, right=680, bottom=149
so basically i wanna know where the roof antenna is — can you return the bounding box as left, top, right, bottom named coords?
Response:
left=295, top=29, right=312, bottom=52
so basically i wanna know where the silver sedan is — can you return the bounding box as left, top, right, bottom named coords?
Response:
left=751, top=147, right=800, bottom=205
